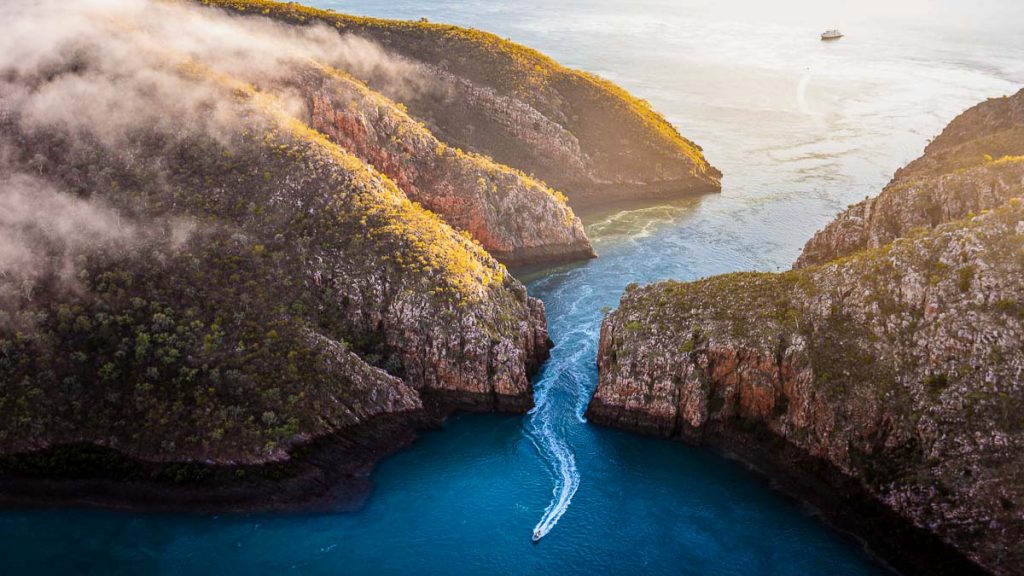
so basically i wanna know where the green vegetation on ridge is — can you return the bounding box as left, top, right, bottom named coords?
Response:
left=0, top=2, right=544, bottom=469
left=198, top=0, right=718, bottom=195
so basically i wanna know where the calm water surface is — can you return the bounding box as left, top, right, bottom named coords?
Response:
left=3, top=1, right=1023, bottom=574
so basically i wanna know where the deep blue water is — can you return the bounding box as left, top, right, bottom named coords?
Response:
left=3, top=0, right=1024, bottom=574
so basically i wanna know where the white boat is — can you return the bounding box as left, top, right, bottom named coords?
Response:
left=532, top=528, right=542, bottom=542
left=821, top=29, right=843, bottom=41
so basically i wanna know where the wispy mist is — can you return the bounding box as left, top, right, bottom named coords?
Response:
left=0, top=172, right=136, bottom=283
left=0, top=0, right=434, bottom=308
left=1, top=0, right=431, bottom=147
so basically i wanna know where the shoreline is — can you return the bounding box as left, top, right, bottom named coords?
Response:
left=0, top=414, right=421, bottom=515
left=0, top=388, right=536, bottom=516
left=567, top=179, right=721, bottom=221
left=1, top=372, right=991, bottom=575
left=585, top=402, right=991, bottom=576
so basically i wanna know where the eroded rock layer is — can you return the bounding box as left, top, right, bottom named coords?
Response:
left=294, top=63, right=594, bottom=266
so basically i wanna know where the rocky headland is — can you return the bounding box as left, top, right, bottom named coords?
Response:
left=0, top=0, right=715, bottom=510
left=590, top=93, right=1024, bottom=575
left=797, top=89, right=1024, bottom=269
left=201, top=0, right=723, bottom=209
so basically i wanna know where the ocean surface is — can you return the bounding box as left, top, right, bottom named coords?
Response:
left=3, top=1, right=1024, bottom=574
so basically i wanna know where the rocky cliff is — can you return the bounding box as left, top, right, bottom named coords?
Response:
left=0, top=0, right=559, bottom=509
left=590, top=96, right=1024, bottom=574
left=199, top=0, right=722, bottom=208
left=294, top=63, right=593, bottom=266
left=797, top=89, right=1024, bottom=269
left=184, top=0, right=601, bottom=268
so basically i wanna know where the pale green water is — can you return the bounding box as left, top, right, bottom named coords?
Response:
left=2, top=1, right=1022, bottom=574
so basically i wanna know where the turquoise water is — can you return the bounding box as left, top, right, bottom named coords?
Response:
left=3, top=1, right=1024, bottom=574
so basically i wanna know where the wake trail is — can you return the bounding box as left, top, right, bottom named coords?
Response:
left=526, top=285, right=595, bottom=541
left=797, top=70, right=812, bottom=115
left=527, top=359, right=583, bottom=541
left=529, top=424, right=579, bottom=540
left=527, top=220, right=657, bottom=540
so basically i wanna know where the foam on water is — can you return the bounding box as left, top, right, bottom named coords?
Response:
left=524, top=202, right=707, bottom=540
left=525, top=408, right=579, bottom=540
left=524, top=285, right=590, bottom=539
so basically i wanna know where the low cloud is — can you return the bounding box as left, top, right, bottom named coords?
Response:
left=0, top=0, right=433, bottom=148
left=0, top=0, right=432, bottom=311
left=0, top=170, right=137, bottom=297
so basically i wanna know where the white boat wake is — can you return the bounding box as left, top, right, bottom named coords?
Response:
left=526, top=392, right=580, bottom=542
left=525, top=200, right=697, bottom=541
left=525, top=283, right=594, bottom=542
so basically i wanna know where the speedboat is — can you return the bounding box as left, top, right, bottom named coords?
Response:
left=821, top=29, right=843, bottom=41
left=532, top=528, right=542, bottom=542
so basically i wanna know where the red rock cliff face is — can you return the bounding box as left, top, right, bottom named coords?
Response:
left=427, top=65, right=593, bottom=185
left=593, top=200, right=1024, bottom=574
left=588, top=88, right=1024, bottom=573
left=590, top=91, right=1024, bottom=576
left=0, top=0, right=554, bottom=508
left=201, top=0, right=722, bottom=209
left=591, top=202, right=1024, bottom=574
left=289, top=64, right=594, bottom=267
left=0, top=88, right=551, bottom=464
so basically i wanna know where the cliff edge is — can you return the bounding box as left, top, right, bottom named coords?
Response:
left=589, top=93, right=1024, bottom=575
left=796, top=89, right=1024, bottom=269
left=200, top=0, right=722, bottom=209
